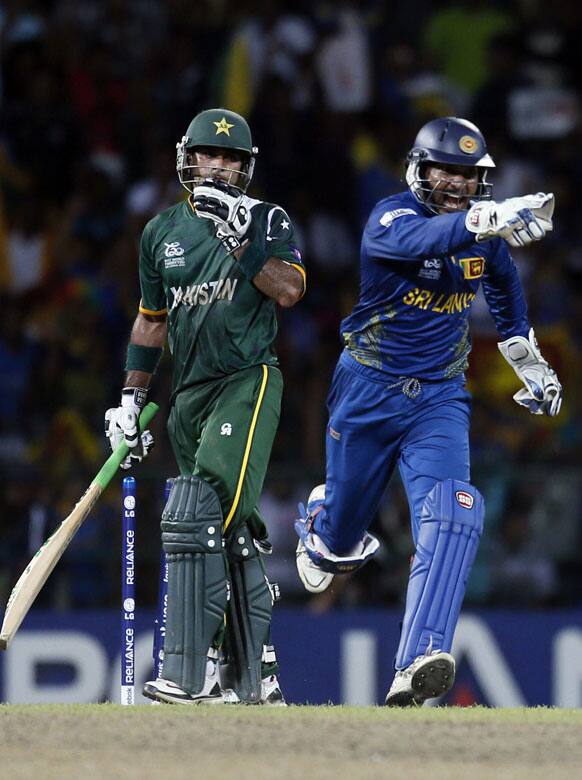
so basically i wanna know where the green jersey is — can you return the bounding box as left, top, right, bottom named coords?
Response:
left=138, top=197, right=305, bottom=396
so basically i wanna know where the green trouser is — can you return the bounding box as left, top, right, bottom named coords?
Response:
left=167, top=364, right=283, bottom=678
left=167, top=364, right=283, bottom=539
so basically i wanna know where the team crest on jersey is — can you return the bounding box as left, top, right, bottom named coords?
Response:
left=419, top=258, right=442, bottom=280
left=460, top=257, right=484, bottom=279
left=164, top=241, right=186, bottom=267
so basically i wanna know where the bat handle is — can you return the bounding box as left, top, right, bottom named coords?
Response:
left=94, top=402, right=159, bottom=489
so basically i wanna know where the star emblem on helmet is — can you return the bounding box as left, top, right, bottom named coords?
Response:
left=213, top=117, right=235, bottom=136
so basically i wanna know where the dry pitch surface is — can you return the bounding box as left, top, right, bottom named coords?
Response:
left=2, top=705, right=581, bottom=780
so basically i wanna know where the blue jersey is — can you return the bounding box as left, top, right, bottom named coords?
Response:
left=341, top=191, right=530, bottom=380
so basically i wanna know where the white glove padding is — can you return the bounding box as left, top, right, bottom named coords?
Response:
left=498, top=328, right=562, bottom=416
left=105, top=387, right=154, bottom=469
left=192, top=179, right=252, bottom=239
left=466, top=192, right=554, bottom=247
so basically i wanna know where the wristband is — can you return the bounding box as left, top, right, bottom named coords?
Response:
left=238, top=240, right=269, bottom=281
left=125, top=343, right=163, bottom=374
left=218, top=233, right=243, bottom=254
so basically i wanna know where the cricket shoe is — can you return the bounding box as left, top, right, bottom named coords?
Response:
left=295, top=484, right=334, bottom=594
left=222, top=675, right=287, bottom=706
left=143, top=659, right=223, bottom=705
left=385, top=650, right=455, bottom=707
left=261, top=674, right=287, bottom=706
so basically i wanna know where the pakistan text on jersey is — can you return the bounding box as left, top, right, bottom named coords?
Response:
left=170, top=278, right=238, bottom=310
left=403, top=287, right=476, bottom=313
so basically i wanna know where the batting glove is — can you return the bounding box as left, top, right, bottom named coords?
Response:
left=105, top=387, right=155, bottom=469
left=193, top=179, right=252, bottom=239
left=498, top=328, right=562, bottom=416
left=466, top=192, right=554, bottom=247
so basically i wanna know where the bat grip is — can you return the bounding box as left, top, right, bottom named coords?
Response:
left=94, top=401, right=159, bottom=489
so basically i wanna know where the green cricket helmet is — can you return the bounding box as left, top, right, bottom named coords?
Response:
left=176, top=108, right=258, bottom=194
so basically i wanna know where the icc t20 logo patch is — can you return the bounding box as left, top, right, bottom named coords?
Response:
left=419, top=258, right=443, bottom=280
left=164, top=241, right=186, bottom=268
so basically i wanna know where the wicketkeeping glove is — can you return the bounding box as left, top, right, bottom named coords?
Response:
left=105, top=387, right=155, bottom=469
left=466, top=192, right=554, bottom=248
left=192, top=179, right=252, bottom=239
left=498, top=328, right=562, bottom=416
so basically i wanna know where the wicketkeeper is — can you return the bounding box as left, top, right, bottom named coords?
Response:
left=294, top=116, right=561, bottom=706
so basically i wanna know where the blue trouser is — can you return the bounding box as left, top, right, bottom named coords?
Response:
left=314, top=351, right=471, bottom=552
left=312, top=351, right=479, bottom=669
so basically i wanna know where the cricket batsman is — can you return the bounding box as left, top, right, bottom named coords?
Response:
left=294, top=117, right=562, bottom=705
left=105, top=108, right=305, bottom=704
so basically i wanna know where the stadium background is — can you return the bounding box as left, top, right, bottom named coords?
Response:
left=0, top=0, right=580, bottom=704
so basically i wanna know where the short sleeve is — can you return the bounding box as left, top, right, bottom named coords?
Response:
left=262, top=205, right=306, bottom=292
left=138, top=220, right=167, bottom=316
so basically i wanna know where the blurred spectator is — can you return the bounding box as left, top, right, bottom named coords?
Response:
left=214, top=0, right=317, bottom=116
left=378, top=41, right=466, bottom=120
left=0, top=469, right=59, bottom=607
left=350, top=113, right=407, bottom=227
left=315, top=5, right=372, bottom=112
left=520, top=0, right=582, bottom=90
left=0, top=296, right=37, bottom=460
left=125, top=145, right=183, bottom=230
left=422, top=0, right=514, bottom=98
left=471, top=33, right=531, bottom=142
left=489, top=490, right=558, bottom=606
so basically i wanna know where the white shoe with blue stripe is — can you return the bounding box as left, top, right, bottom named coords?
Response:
left=295, top=485, right=335, bottom=593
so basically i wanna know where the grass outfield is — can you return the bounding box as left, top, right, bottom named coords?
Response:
left=2, top=704, right=582, bottom=780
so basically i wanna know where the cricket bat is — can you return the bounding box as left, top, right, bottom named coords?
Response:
left=0, top=402, right=159, bottom=650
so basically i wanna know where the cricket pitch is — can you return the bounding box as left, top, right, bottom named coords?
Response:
left=1, top=704, right=581, bottom=780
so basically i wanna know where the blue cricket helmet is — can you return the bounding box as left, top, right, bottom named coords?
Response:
left=406, top=117, right=495, bottom=212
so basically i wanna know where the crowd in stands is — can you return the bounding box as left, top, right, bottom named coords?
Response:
left=1, top=0, right=580, bottom=611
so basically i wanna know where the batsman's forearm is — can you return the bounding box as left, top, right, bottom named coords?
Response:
left=125, top=369, right=153, bottom=388
left=252, top=257, right=304, bottom=308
